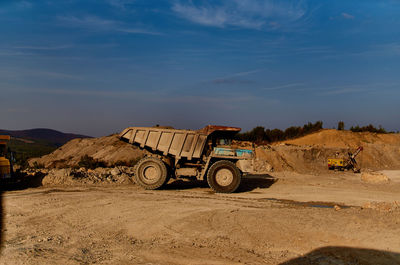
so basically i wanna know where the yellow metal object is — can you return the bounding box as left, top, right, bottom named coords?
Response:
left=0, top=156, right=11, bottom=178
left=0, top=135, right=11, bottom=178
left=328, top=158, right=344, bottom=167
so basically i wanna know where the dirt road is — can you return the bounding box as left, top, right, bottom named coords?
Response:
left=1, top=171, right=400, bottom=264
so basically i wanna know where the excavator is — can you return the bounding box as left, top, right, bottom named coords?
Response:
left=328, top=146, right=363, bottom=173
left=0, top=135, right=14, bottom=183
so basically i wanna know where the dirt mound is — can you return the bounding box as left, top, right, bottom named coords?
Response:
left=256, top=130, right=400, bottom=173
left=29, top=135, right=144, bottom=168
left=282, top=129, right=400, bottom=148
left=23, top=167, right=135, bottom=186
left=361, top=171, right=390, bottom=184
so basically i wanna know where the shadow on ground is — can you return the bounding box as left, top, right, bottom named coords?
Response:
left=238, top=173, right=276, bottom=192
left=164, top=173, right=277, bottom=193
left=0, top=171, right=45, bottom=192
left=280, top=246, right=400, bottom=265
left=164, top=179, right=209, bottom=190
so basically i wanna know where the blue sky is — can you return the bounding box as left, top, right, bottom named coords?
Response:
left=0, top=0, right=399, bottom=136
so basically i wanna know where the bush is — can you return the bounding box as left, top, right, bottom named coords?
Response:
left=337, top=121, right=345, bottom=130
left=113, top=157, right=142, bottom=167
left=350, top=124, right=387, bottom=133
left=78, top=155, right=106, bottom=169
left=32, top=161, right=45, bottom=169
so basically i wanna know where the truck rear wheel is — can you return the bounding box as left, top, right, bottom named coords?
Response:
left=207, top=160, right=241, bottom=193
left=134, top=157, right=168, bottom=190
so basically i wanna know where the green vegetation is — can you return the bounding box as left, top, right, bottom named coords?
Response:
left=113, top=157, right=143, bottom=167
left=350, top=124, right=387, bottom=133
left=8, top=138, right=57, bottom=168
left=236, top=121, right=324, bottom=144
left=77, top=155, right=106, bottom=169
left=337, top=121, right=345, bottom=130
left=236, top=121, right=391, bottom=144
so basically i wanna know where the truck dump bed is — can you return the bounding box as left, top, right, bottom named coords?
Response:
left=119, top=125, right=240, bottom=160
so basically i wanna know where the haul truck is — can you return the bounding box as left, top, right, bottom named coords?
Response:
left=119, top=125, right=254, bottom=193
left=0, top=135, right=13, bottom=182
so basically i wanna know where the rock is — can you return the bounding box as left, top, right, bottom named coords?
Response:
left=361, top=172, right=390, bottom=184
left=334, top=205, right=341, bottom=211
left=42, top=168, right=73, bottom=185
left=111, top=167, right=121, bottom=176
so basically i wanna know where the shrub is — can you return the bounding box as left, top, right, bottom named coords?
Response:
left=113, top=157, right=142, bottom=167
left=350, top=124, right=387, bottom=133
left=337, top=121, right=345, bottom=130
left=78, top=155, right=106, bottom=169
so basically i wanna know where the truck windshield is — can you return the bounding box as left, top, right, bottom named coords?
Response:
left=217, top=139, right=232, bottom=146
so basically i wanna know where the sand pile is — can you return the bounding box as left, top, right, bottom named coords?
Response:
left=29, top=135, right=144, bottom=168
left=282, top=129, right=400, bottom=148
left=361, top=171, right=390, bottom=184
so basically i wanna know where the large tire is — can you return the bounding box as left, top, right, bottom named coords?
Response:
left=207, top=160, right=241, bottom=193
left=134, top=157, right=168, bottom=190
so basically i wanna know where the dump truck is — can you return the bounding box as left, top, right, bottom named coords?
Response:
left=328, top=146, right=363, bottom=173
left=0, top=135, right=13, bottom=182
left=119, top=125, right=255, bottom=193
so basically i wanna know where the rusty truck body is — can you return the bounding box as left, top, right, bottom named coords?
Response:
left=119, top=125, right=254, bottom=193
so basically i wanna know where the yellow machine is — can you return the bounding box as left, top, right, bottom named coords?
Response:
left=328, top=146, right=363, bottom=173
left=0, top=135, right=12, bottom=180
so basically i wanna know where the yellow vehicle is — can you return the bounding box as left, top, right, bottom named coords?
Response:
left=0, top=135, right=12, bottom=181
left=327, top=158, right=345, bottom=168
left=328, top=146, right=363, bottom=173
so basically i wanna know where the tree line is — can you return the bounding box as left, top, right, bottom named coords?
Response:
left=235, top=121, right=391, bottom=144
left=235, top=121, right=323, bottom=143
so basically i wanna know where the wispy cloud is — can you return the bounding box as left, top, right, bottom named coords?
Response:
left=211, top=78, right=255, bottom=85
left=105, top=0, right=136, bottom=10
left=58, top=15, right=163, bottom=35
left=16, top=0, right=32, bottom=9
left=323, top=87, right=368, bottom=95
left=207, top=69, right=264, bottom=85
left=342, top=12, right=355, bottom=20
left=262, top=83, right=304, bottom=91
left=13, top=45, right=72, bottom=50
left=318, top=82, right=399, bottom=95
left=172, top=0, right=307, bottom=30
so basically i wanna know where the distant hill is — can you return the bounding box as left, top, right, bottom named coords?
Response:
left=0, top=128, right=91, bottom=167
left=0, top=128, right=91, bottom=147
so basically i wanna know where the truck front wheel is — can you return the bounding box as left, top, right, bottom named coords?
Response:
left=207, top=160, right=241, bottom=193
left=134, top=157, right=168, bottom=190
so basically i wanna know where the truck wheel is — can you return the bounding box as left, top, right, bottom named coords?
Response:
left=207, top=160, right=241, bottom=193
left=134, top=157, right=168, bottom=190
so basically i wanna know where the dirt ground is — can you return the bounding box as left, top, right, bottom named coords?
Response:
left=1, top=170, right=400, bottom=264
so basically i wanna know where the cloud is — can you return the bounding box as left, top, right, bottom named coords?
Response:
left=211, top=78, right=255, bottom=85
left=171, top=0, right=307, bottom=30
left=207, top=69, right=264, bottom=85
left=262, top=83, right=304, bottom=91
left=105, top=0, right=136, bottom=10
left=341, top=12, right=354, bottom=19
left=17, top=1, right=32, bottom=9
left=13, top=45, right=72, bottom=50
left=118, top=28, right=164, bottom=36
left=58, top=15, right=162, bottom=35
left=58, top=15, right=118, bottom=29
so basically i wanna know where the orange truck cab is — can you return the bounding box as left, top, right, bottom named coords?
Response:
left=0, top=135, right=12, bottom=180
